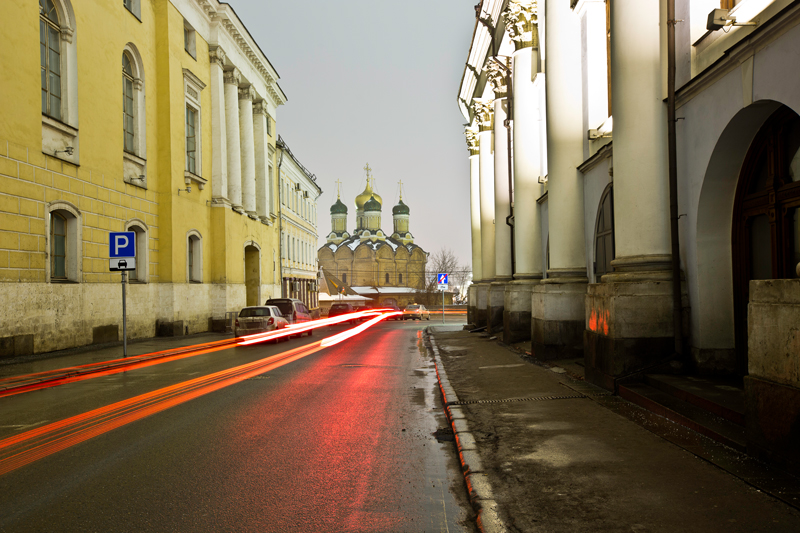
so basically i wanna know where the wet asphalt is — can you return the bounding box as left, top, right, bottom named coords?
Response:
left=0, top=318, right=475, bottom=533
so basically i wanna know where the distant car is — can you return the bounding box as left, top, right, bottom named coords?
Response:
left=382, top=303, right=403, bottom=320
left=265, top=298, right=313, bottom=337
left=235, top=306, right=288, bottom=338
left=403, top=304, right=430, bottom=321
left=328, top=303, right=357, bottom=324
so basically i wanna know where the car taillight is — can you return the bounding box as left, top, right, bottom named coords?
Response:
left=235, top=319, right=239, bottom=327
left=268, top=317, right=274, bottom=325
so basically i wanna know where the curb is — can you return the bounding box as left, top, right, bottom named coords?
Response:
left=424, top=327, right=507, bottom=533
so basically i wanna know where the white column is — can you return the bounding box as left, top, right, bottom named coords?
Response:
left=493, top=96, right=512, bottom=280
left=512, top=46, right=544, bottom=279
left=253, top=101, right=269, bottom=223
left=239, top=86, right=257, bottom=217
left=544, top=0, right=587, bottom=279
left=224, top=69, right=243, bottom=211
left=209, top=47, right=228, bottom=203
left=466, top=126, right=483, bottom=283
left=506, top=1, right=544, bottom=280
left=610, top=0, right=670, bottom=270
left=475, top=99, right=496, bottom=282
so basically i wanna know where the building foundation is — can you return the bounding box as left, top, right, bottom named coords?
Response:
left=531, top=279, right=587, bottom=360
left=503, top=279, right=539, bottom=344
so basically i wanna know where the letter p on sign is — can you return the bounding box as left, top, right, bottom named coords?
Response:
left=109, top=231, right=136, bottom=258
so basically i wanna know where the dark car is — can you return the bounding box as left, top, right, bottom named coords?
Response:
left=382, top=303, right=403, bottom=320
left=265, top=298, right=312, bottom=337
left=328, top=303, right=356, bottom=324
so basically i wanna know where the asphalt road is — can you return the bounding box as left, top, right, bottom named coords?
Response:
left=0, top=316, right=474, bottom=533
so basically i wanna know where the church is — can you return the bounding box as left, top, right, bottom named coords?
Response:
left=317, top=165, right=428, bottom=305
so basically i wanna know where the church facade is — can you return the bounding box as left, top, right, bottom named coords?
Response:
left=317, top=167, right=428, bottom=296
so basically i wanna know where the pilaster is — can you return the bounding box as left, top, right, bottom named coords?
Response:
left=466, top=126, right=483, bottom=283
left=253, top=101, right=270, bottom=223
left=474, top=99, right=496, bottom=284
left=238, top=86, right=257, bottom=218
left=487, top=58, right=512, bottom=282
left=209, top=46, right=229, bottom=205
left=224, top=68, right=243, bottom=212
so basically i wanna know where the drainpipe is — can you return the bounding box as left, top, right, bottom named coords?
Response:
left=277, top=139, right=286, bottom=298
left=503, top=63, right=515, bottom=277
left=667, top=0, right=684, bottom=357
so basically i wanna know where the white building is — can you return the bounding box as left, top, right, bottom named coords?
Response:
left=460, top=0, right=800, bottom=471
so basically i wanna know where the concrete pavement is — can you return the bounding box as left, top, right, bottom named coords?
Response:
left=426, top=326, right=800, bottom=533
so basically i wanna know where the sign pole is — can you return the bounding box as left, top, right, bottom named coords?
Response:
left=122, top=271, right=127, bottom=357
left=442, top=288, right=445, bottom=324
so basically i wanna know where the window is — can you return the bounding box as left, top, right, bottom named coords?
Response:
left=40, top=0, right=62, bottom=121
left=123, top=53, right=135, bottom=153
left=51, top=212, right=67, bottom=279
left=385, top=273, right=390, bottom=284
left=183, top=20, right=196, bottom=59
left=47, top=201, right=81, bottom=282
left=183, top=69, right=205, bottom=186
left=187, top=231, right=202, bottom=282
left=186, top=105, right=197, bottom=174
left=399, top=273, right=403, bottom=284
left=123, top=0, right=141, bottom=19
left=125, top=221, right=148, bottom=282
left=342, top=272, right=347, bottom=284
left=269, top=165, right=275, bottom=215
left=594, top=185, right=615, bottom=279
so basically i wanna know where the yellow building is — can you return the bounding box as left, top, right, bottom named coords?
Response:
left=317, top=167, right=428, bottom=301
left=0, top=0, right=286, bottom=356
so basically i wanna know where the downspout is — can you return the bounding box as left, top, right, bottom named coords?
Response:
left=504, top=65, right=515, bottom=276
left=277, top=140, right=286, bottom=298
left=667, top=0, right=684, bottom=357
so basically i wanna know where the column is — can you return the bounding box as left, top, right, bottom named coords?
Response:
left=474, top=99, right=495, bottom=282
left=253, top=101, right=269, bottom=223
left=609, top=0, right=670, bottom=272
left=224, top=69, right=243, bottom=212
left=465, top=126, right=482, bottom=282
left=507, top=0, right=543, bottom=279
left=209, top=46, right=228, bottom=204
left=239, top=86, right=257, bottom=218
left=487, top=58, right=513, bottom=281
left=544, top=0, right=586, bottom=281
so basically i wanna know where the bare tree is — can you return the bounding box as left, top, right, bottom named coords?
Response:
left=417, top=248, right=470, bottom=306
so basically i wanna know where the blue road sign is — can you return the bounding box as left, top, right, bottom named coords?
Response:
left=109, top=232, right=136, bottom=258
left=437, top=273, right=448, bottom=285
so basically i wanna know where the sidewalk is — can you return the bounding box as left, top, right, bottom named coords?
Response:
left=0, top=332, right=233, bottom=380
left=426, top=326, right=800, bottom=533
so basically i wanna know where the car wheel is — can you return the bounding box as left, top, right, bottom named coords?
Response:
left=307, top=329, right=313, bottom=337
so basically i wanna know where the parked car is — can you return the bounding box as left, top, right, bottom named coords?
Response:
left=403, top=304, right=430, bottom=321
left=328, top=302, right=357, bottom=324
left=235, top=306, right=288, bottom=338
left=265, top=298, right=313, bottom=337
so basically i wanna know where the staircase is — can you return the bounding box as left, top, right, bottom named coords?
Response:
left=618, top=374, right=746, bottom=452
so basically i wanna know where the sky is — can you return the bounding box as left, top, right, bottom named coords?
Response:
left=228, top=0, right=477, bottom=267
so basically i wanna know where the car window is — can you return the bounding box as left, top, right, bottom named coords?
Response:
left=271, top=302, right=293, bottom=316
left=268, top=306, right=283, bottom=317
left=240, top=308, right=271, bottom=317
left=406, top=305, right=419, bottom=310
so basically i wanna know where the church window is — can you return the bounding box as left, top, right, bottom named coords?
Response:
left=342, top=272, right=347, bottom=284
left=385, top=273, right=389, bottom=283
left=399, top=273, right=403, bottom=284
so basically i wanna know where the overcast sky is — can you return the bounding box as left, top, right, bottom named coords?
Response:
left=229, top=0, right=476, bottom=267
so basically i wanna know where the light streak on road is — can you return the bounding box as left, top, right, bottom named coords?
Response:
left=0, top=310, right=396, bottom=476
left=320, top=312, right=402, bottom=347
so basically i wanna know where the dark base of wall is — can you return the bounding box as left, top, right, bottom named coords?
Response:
left=474, top=308, right=488, bottom=330
left=745, top=375, right=800, bottom=476
left=467, top=305, right=476, bottom=326
left=488, top=305, right=504, bottom=335
left=209, top=318, right=227, bottom=333
left=584, top=330, right=675, bottom=391
left=0, top=334, right=34, bottom=359
left=531, top=318, right=583, bottom=361
left=92, top=325, right=119, bottom=345
left=156, top=320, right=185, bottom=337
left=503, top=309, right=531, bottom=344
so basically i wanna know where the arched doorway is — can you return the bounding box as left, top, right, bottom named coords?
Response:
left=245, top=244, right=260, bottom=306
left=732, top=105, right=800, bottom=375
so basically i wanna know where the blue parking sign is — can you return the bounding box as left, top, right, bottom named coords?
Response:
left=109, top=232, right=136, bottom=258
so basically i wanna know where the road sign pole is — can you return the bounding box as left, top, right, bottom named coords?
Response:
left=122, top=271, right=127, bottom=357
left=442, top=288, right=445, bottom=324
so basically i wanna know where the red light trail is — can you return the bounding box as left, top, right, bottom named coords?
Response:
left=0, top=311, right=397, bottom=476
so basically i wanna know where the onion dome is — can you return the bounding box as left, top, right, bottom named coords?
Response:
left=355, top=182, right=382, bottom=210
left=364, top=195, right=381, bottom=212
left=392, top=199, right=410, bottom=215
left=330, top=198, right=348, bottom=215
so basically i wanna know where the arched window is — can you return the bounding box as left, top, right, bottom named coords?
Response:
left=125, top=220, right=148, bottom=282
left=40, top=0, right=62, bottom=121
left=123, top=53, right=135, bottom=153
left=342, top=272, right=347, bottom=284
left=187, top=231, right=202, bottom=282
left=594, top=184, right=615, bottom=279
left=47, top=201, right=81, bottom=282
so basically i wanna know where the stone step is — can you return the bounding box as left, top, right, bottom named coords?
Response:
left=619, top=382, right=747, bottom=452
left=645, top=374, right=745, bottom=426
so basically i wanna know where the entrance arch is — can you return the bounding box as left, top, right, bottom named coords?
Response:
left=244, top=243, right=260, bottom=307
left=732, top=105, right=800, bottom=375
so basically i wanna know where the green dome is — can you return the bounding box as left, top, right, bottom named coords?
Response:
left=392, top=199, right=410, bottom=216
left=330, top=198, right=348, bottom=215
left=364, top=195, right=381, bottom=212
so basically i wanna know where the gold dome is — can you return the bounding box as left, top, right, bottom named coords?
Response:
left=355, top=181, right=382, bottom=210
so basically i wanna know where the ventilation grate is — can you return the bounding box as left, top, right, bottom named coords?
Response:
left=448, top=394, right=586, bottom=406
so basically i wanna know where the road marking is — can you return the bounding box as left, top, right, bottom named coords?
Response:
left=478, top=364, right=525, bottom=370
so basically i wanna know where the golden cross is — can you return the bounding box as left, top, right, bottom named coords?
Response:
left=335, top=179, right=342, bottom=199
left=363, top=163, right=372, bottom=184
left=398, top=180, right=404, bottom=200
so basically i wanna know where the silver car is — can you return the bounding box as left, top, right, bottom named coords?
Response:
left=235, top=305, right=289, bottom=337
